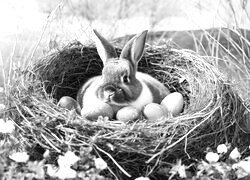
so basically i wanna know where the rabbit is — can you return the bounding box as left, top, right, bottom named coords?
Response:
left=76, top=29, right=171, bottom=116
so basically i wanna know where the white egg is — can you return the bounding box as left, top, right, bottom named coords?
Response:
left=161, top=92, right=184, bottom=116
left=81, top=102, right=114, bottom=120
left=143, top=103, right=165, bottom=121
left=116, top=106, right=140, bottom=122
left=58, top=96, right=81, bottom=113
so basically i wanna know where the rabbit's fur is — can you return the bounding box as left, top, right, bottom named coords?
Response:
left=77, top=30, right=170, bottom=113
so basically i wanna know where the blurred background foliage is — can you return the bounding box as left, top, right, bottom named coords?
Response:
left=1, top=0, right=250, bottom=41
left=0, top=0, right=250, bottom=87
left=32, top=0, right=250, bottom=40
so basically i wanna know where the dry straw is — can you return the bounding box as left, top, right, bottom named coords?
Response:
left=7, top=40, right=249, bottom=178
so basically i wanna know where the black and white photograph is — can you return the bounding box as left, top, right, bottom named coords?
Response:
left=0, top=0, right=250, bottom=179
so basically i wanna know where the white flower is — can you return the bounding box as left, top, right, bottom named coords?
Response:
left=55, top=167, right=77, bottom=179
left=46, top=164, right=77, bottom=179
left=229, top=148, right=241, bottom=161
left=0, top=119, right=15, bottom=133
left=232, top=159, right=250, bottom=174
left=43, top=149, right=50, bottom=158
left=0, top=104, right=5, bottom=111
left=217, top=144, right=228, bottom=154
left=5, top=120, right=15, bottom=132
left=205, top=152, right=219, bottom=163
left=169, top=159, right=186, bottom=178
left=134, top=177, right=150, bottom=180
left=94, top=158, right=107, bottom=170
left=178, top=164, right=187, bottom=178
left=47, top=152, right=79, bottom=179
left=57, top=151, right=80, bottom=168
left=9, top=152, right=29, bottom=162
left=27, top=161, right=45, bottom=179
left=46, top=164, right=58, bottom=177
left=232, top=157, right=250, bottom=178
left=0, top=87, right=4, bottom=93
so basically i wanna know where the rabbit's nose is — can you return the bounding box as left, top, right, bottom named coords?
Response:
left=103, top=85, right=116, bottom=101
left=104, top=85, right=116, bottom=94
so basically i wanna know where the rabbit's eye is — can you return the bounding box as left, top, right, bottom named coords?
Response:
left=122, top=75, right=130, bottom=83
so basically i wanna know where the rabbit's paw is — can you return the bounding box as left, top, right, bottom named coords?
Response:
left=81, top=101, right=114, bottom=120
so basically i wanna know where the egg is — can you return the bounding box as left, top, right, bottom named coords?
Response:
left=57, top=96, right=81, bottom=113
left=81, top=101, right=114, bottom=120
left=161, top=92, right=184, bottom=116
left=116, top=106, right=140, bottom=122
left=143, top=103, right=165, bottom=121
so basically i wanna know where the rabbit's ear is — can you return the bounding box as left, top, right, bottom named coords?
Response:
left=120, top=30, right=148, bottom=67
left=93, top=29, right=118, bottom=64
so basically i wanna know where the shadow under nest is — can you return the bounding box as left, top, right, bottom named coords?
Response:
left=10, top=41, right=249, bottom=179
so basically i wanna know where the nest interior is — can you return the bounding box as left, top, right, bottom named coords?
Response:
left=8, top=40, right=250, bottom=179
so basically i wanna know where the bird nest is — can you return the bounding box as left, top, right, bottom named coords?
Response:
left=7, top=40, right=249, bottom=179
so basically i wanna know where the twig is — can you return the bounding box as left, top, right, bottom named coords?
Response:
left=0, top=50, right=6, bottom=89
left=93, top=144, right=131, bottom=178
left=28, top=1, right=63, bottom=68
left=7, top=35, right=17, bottom=88
left=93, top=146, right=119, bottom=180
left=41, top=133, right=61, bottom=153
left=227, top=0, right=239, bottom=27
